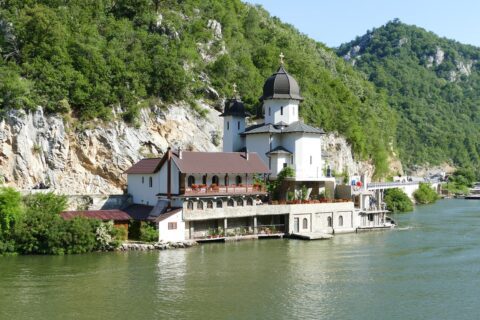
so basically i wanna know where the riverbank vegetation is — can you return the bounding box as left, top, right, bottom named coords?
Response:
left=443, top=168, right=476, bottom=195
left=0, top=188, right=121, bottom=255
left=413, top=183, right=440, bottom=205
left=384, top=188, right=413, bottom=212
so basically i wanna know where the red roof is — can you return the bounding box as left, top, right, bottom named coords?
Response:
left=124, top=158, right=162, bottom=174
left=124, top=151, right=270, bottom=175
left=61, top=210, right=132, bottom=221
left=154, top=208, right=183, bottom=223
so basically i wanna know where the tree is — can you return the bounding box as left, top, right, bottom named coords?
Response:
left=413, top=183, right=439, bottom=204
left=0, top=187, right=23, bottom=236
left=384, top=188, right=413, bottom=212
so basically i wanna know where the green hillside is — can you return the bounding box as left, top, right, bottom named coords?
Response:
left=338, top=19, right=480, bottom=171
left=0, top=0, right=396, bottom=177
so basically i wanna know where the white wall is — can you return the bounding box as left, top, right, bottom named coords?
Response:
left=158, top=211, right=185, bottom=242
left=263, top=99, right=299, bottom=125
left=293, top=134, right=323, bottom=180
left=127, top=173, right=159, bottom=206
left=246, top=133, right=270, bottom=166
left=158, top=161, right=180, bottom=194
left=223, top=115, right=246, bottom=152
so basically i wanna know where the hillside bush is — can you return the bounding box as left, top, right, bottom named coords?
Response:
left=384, top=188, right=413, bottom=212
left=413, top=183, right=439, bottom=204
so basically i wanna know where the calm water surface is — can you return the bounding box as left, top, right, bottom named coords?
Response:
left=1, top=199, right=480, bottom=320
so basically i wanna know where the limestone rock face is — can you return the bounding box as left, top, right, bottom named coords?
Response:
left=0, top=102, right=222, bottom=194
left=322, top=133, right=375, bottom=180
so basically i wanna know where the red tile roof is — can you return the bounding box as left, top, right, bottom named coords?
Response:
left=124, top=158, right=162, bottom=174
left=124, top=151, right=270, bottom=175
left=154, top=208, right=183, bottom=223
left=172, top=151, right=269, bottom=174
left=61, top=210, right=132, bottom=221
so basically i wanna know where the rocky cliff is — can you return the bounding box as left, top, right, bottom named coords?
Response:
left=0, top=102, right=222, bottom=194
left=0, top=103, right=373, bottom=195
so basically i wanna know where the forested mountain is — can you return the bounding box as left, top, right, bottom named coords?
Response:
left=0, top=0, right=395, bottom=177
left=338, top=19, right=480, bottom=171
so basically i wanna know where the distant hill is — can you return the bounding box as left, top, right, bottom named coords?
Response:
left=0, top=0, right=396, bottom=177
left=338, top=19, right=480, bottom=171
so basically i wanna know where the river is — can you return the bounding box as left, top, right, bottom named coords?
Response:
left=1, top=199, right=480, bottom=319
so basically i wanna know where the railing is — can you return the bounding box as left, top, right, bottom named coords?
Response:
left=268, top=199, right=351, bottom=205
left=185, top=184, right=266, bottom=196
left=193, top=224, right=285, bottom=240
left=367, top=181, right=420, bottom=189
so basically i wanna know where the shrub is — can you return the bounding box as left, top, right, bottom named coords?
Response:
left=63, top=217, right=99, bottom=254
left=384, top=188, right=413, bottom=212
left=140, top=222, right=158, bottom=243
left=95, top=221, right=120, bottom=251
left=413, top=183, right=439, bottom=205
left=0, top=187, right=23, bottom=238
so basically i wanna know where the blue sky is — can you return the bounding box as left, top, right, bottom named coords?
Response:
left=243, top=0, right=480, bottom=48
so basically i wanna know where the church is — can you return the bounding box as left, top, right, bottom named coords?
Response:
left=221, top=55, right=334, bottom=199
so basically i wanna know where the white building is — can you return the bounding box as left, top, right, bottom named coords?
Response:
left=222, top=64, right=334, bottom=199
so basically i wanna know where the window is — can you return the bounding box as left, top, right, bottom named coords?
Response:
left=268, top=107, right=271, bottom=116
left=187, top=201, right=194, bottom=210
left=281, top=106, right=284, bottom=115
left=212, top=175, right=219, bottom=185
left=235, top=175, right=242, bottom=185
left=237, top=121, right=240, bottom=130
left=207, top=200, right=214, bottom=209
left=142, top=177, right=144, bottom=184
left=224, top=175, right=229, bottom=186
left=339, top=215, right=343, bottom=227
left=227, top=121, right=229, bottom=130
left=303, top=218, right=308, bottom=229
left=188, top=175, right=195, bottom=187
left=227, top=199, right=234, bottom=207
left=149, top=177, right=153, bottom=188
left=283, top=163, right=287, bottom=168
left=247, top=198, right=254, bottom=206
left=237, top=198, right=244, bottom=206
left=197, top=201, right=204, bottom=210
left=216, top=200, right=223, bottom=208
left=368, top=214, right=374, bottom=222
left=168, top=222, right=177, bottom=230
left=327, top=216, right=332, bottom=227
left=202, top=175, right=207, bottom=185
left=310, top=156, right=312, bottom=165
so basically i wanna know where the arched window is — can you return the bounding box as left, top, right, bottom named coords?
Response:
left=281, top=106, right=284, bottom=115
left=187, top=201, right=194, bottom=210
left=303, top=218, right=308, bottom=229
left=227, top=199, right=234, bottom=207
left=149, top=177, right=153, bottom=188
left=224, top=175, right=229, bottom=186
left=187, top=176, right=195, bottom=187
left=207, top=200, right=214, bottom=209
left=227, top=121, right=229, bottom=130
left=268, top=107, right=271, bottom=116
left=247, top=198, right=253, bottom=206
left=235, top=175, right=242, bottom=185
left=339, top=215, right=343, bottom=227
left=202, top=175, right=207, bottom=185
left=197, top=201, right=203, bottom=210
left=237, top=121, right=240, bottom=130
left=212, top=175, right=219, bottom=185
left=216, top=200, right=223, bottom=208
left=327, top=216, right=332, bottom=227
left=237, top=198, right=244, bottom=207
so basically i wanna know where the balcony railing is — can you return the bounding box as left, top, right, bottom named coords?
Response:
left=193, top=224, right=285, bottom=240
left=184, top=184, right=266, bottom=196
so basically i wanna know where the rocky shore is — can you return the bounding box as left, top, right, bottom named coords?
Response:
left=118, top=240, right=198, bottom=251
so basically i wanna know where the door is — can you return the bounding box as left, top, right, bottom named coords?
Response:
left=294, top=218, right=299, bottom=233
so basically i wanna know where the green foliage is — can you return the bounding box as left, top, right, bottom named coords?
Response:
left=0, top=0, right=395, bottom=175
left=300, top=185, right=308, bottom=201
left=444, top=168, right=477, bottom=194
left=413, top=183, right=439, bottom=204
left=0, top=187, right=23, bottom=237
left=95, top=221, right=120, bottom=251
left=338, top=20, right=480, bottom=171
left=64, top=217, right=99, bottom=254
left=140, top=222, right=158, bottom=243
left=268, top=166, right=295, bottom=200
left=384, top=188, right=413, bottom=212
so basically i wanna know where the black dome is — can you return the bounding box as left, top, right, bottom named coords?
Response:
left=260, top=66, right=303, bottom=101
left=220, top=98, right=248, bottom=117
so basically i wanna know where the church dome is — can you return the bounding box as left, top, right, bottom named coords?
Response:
left=220, top=98, right=248, bottom=117
left=260, top=66, right=304, bottom=101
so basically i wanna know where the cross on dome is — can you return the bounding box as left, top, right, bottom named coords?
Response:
left=232, top=83, right=237, bottom=96
left=279, top=52, right=285, bottom=65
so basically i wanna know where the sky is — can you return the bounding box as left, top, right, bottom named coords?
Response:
left=243, top=0, right=480, bottom=48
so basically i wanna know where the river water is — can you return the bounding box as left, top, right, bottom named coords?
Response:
left=1, top=199, right=480, bottom=320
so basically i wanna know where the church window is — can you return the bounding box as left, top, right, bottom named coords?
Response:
left=188, top=175, right=195, bottom=187
left=149, top=177, right=153, bottom=188
left=281, top=106, right=284, bottom=115
left=237, top=121, right=240, bottom=130
left=227, top=121, right=229, bottom=130
left=268, top=107, right=271, bottom=116
left=327, top=216, right=332, bottom=227
left=339, top=216, right=344, bottom=226
left=303, top=218, right=308, bottom=229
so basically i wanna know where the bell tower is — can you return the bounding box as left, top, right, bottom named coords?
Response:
left=220, top=84, right=248, bottom=152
